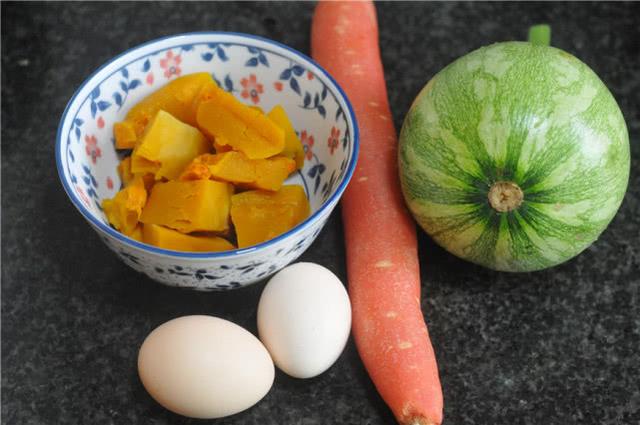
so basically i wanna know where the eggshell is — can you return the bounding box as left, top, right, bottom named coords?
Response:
left=257, top=262, right=351, bottom=378
left=138, top=315, right=274, bottom=419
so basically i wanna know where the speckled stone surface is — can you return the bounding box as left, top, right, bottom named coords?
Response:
left=2, top=2, right=639, bottom=424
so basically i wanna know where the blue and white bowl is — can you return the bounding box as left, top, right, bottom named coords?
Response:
left=56, top=32, right=358, bottom=290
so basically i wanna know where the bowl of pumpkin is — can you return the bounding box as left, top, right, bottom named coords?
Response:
left=56, top=32, right=359, bottom=290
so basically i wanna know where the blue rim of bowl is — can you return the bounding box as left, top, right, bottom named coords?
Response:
left=55, top=31, right=360, bottom=259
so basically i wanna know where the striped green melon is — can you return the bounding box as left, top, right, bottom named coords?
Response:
left=398, top=41, right=630, bottom=272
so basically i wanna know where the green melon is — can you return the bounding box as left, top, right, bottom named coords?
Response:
left=398, top=41, right=630, bottom=272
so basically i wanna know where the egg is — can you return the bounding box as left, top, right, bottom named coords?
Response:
left=137, top=315, right=274, bottom=419
left=257, top=262, right=351, bottom=379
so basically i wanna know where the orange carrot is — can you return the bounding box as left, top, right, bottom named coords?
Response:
left=312, top=2, right=443, bottom=425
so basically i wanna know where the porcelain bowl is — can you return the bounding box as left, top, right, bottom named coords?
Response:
left=56, top=32, right=358, bottom=290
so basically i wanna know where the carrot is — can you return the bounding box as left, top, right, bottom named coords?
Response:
left=311, top=2, right=443, bottom=425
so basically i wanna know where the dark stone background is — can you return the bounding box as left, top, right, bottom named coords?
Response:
left=2, top=2, right=639, bottom=424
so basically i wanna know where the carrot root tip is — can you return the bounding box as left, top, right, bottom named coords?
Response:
left=406, top=418, right=440, bottom=425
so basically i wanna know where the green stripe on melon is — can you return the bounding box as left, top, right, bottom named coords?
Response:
left=399, top=41, right=630, bottom=272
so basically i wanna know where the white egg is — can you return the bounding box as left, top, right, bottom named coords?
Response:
left=257, top=262, right=351, bottom=379
left=137, top=315, right=274, bottom=419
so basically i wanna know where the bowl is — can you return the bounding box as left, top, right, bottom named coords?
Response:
left=56, top=32, right=359, bottom=290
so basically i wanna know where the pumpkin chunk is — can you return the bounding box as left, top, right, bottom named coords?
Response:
left=102, top=175, right=148, bottom=235
left=131, top=110, right=209, bottom=181
left=230, top=185, right=310, bottom=248
left=128, top=224, right=144, bottom=242
left=216, top=88, right=284, bottom=148
left=196, top=89, right=285, bottom=159
left=189, top=80, right=218, bottom=113
left=136, top=173, right=156, bottom=192
left=140, top=179, right=233, bottom=233
left=267, top=105, right=305, bottom=169
left=114, top=73, right=214, bottom=149
left=142, top=224, right=235, bottom=252
left=180, top=152, right=256, bottom=184
left=117, top=156, right=135, bottom=187
left=208, top=152, right=257, bottom=184
left=117, top=157, right=155, bottom=191
left=179, top=152, right=295, bottom=191
left=178, top=159, right=213, bottom=181
left=250, top=156, right=296, bottom=191
left=114, top=122, right=137, bottom=150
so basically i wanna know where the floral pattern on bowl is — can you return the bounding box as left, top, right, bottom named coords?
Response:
left=56, top=32, right=359, bottom=290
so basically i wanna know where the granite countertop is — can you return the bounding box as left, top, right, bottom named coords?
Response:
left=2, top=2, right=639, bottom=424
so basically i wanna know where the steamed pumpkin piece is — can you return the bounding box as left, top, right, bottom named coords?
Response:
left=142, top=224, right=235, bottom=252
left=231, top=185, right=310, bottom=248
left=196, top=88, right=285, bottom=159
left=117, top=156, right=135, bottom=187
left=102, top=176, right=148, bottom=236
left=267, top=105, right=305, bottom=169
left=130, top=110, right=209, bottom=181
left=140, top=179, right=233, bottom=233
left=250, top=156, right=296, bottom=191
left=138, top=173, right=156, bottom=192
left=113, top=73, right=214, bottom=149
left=208, top=152, right=256, bottom=184
left=180, top=152, right=256, bottom=184
left=129, top=224, right=144, bottom=242
left=178, top=156, right=214, bottom=181
left=180, top=152, right=296, bottom=191
left=117, top=157, right=155, bottom=191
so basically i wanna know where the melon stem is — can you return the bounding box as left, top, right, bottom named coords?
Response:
left=528, top=24, right=551, bottom=46
left=488, top=181, right=524, bottom=212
